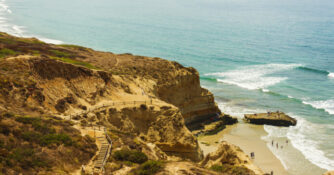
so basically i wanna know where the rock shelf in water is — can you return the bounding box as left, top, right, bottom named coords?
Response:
left=244, top=111, right=297, bottom=127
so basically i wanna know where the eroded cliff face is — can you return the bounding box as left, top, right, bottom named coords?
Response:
left=0, top=32, right=223, bottom=162
left=0, top=33, right=259, bottom=175
left=200, top=141, right=264, bottom=175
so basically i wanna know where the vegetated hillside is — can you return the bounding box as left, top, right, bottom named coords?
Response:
left=0, top=32, right=260, bottom=175
left=0, top=31, right=220, bottom=119
left=0, top=112, right=97, bottom=174
left=0, top=32, right=220, bottom=161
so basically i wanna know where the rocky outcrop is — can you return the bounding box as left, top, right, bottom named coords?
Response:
left=191, top=114, right=238, bottom=136
left=323, top=171, right=334, bottom=175
left=244, top=112, right=297, bottom=127
left=0, top=32, right=260, bottom=173
left=200, top=141, right=263, bottom=175
left=0, top=32, right=231, bottom=162
left=82, top=104, right=203, bottom=161
left=157, top=161, right=221, bottom=175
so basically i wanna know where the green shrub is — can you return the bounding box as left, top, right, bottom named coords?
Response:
left=210, top=164, right=223, bottom=172
left=50, top=56, right=97, bottom=69
left=0, top=113, right=97, bottom=173
left=0, top=124, right=10, bottom=135
left=209, top=164, right=254, bottom=175
left=59, top=44, right=87, bottom=50
left=21, top=131, right=42, bottom=142
left=15, top=116, right=41, bottom=124
left=134, top=160, right=163, bottom=175
left=32, top=121, right=55, bottom=134
left=10, top=147, right=48, bottom=169
left=50, top=50, right=72, bottom=58
left=0, top=48, right=17, bottom=58
left=40, top=133, right=73, bottom=146
left=113, top=150, right=148, bottom=164
left=128, top=151, right=148, bottom=164
left=15, top=116, right=55, bottom=134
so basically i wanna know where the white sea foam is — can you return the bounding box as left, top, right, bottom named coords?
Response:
left=37, top=37, right=63, bottom=44
left=219, top=99, right=334, bottom=171
left=303, top=99, right=334, bottom=115
left=261, top=88, right=270, bottom=93
left=217, top=101, right=264, bottom=118
left=329, top=72, right=334, bottom=78
left=0, top=1, right=11, bottom=14
left=0, top=0, right=63, bottom=44
left=208, top=63, right=301, bottom=90
left=285, top=115, right=334, bottom=170
left=263, top=115, right=334, bottom=171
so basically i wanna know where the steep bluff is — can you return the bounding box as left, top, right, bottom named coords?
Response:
left=0, top=32, right=224, bottom=162
left=0, top=32, right=261, bottom=175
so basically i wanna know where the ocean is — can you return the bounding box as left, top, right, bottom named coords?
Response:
left=1, top=0, right=334, bottom=173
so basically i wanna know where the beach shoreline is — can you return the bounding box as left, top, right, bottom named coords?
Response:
left=197, top=121, right=328, bottom=175
left=197, top=122, right=288, bottom=175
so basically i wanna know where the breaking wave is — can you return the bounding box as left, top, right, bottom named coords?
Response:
left=328, top=72, right=334, bottom=78
left=264, top=115, right=334, bottom=170
left=0, top=0, right=63, bottom=44
left=303, top=99, right=334, bottom=115
left=206, top=63, right=301, bottom=90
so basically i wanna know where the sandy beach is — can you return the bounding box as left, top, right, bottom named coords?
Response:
left=198, top=123, right=288, bottom=175
left=198, top=121, right=328, bottom=175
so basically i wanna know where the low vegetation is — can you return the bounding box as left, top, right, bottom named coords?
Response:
left=0, top=113, right=97, bottom=174
left=50, top=50, right=73, bottom=58
left=113, top=149, right=148, bottom=164
left=132, top=160, right=163, bottom=175
left=210, top=164, right=255, bottom=175
left=50, top=56, right=97, bottom=69
left=0, top=32, right=97, bottom=70
left=59, top=44, right=88, bottom=51
left=0, top=48, right=18, bottom=58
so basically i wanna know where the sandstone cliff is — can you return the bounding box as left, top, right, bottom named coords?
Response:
left=0, top=32, right=255, bottom=174
left=0, top=32, right=222, bottom=164
left=200, top=141, right=263, bottom=175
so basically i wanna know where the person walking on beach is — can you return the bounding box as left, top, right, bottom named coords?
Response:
left=272, top=140, right=274, bottom=146
left=250, top=152, right=255, bottom=159
left=276, top=143, right=278, bottom=149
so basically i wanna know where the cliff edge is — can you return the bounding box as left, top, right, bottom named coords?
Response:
left=0, top=32, right=259, bottom=175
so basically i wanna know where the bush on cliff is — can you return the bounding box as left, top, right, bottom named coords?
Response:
left=0, top=48, right=18, bottom=58
left=132, top=160, right=163, bottom=175
left=0, top=113, right=97, bottom=174
left=50, top=56, right=97, bottom=69
left=210, top=164, right=255, bottom=175
left=113, top=149, right=148, bottom=164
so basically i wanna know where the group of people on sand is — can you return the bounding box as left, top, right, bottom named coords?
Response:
left=271, top=140, right=289, bottom=149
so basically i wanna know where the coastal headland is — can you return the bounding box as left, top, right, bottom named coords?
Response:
left=0, top=32, right=329, bottom=175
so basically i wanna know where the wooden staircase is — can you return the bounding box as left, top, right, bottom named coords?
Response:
left=93, top=133, right=112, bottom=175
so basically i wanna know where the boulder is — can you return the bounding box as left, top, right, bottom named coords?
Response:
left=244, top=112, right=297, bottom=127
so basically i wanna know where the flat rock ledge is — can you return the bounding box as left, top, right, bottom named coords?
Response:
left=244, top=111, right=297, bottom=127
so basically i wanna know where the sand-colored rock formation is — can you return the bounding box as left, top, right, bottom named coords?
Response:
left=323, top=171, right=334, bottom=175
left=244, top=112, right=297, bottom=127
left=157, top=161, right=222, bottom=175
left=200, top=141, right=264, bottom=175
left=0, top=32, right=260, bottom=174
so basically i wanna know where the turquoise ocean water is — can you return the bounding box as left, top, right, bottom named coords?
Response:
left=1, top=0, right=334, bottom=173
